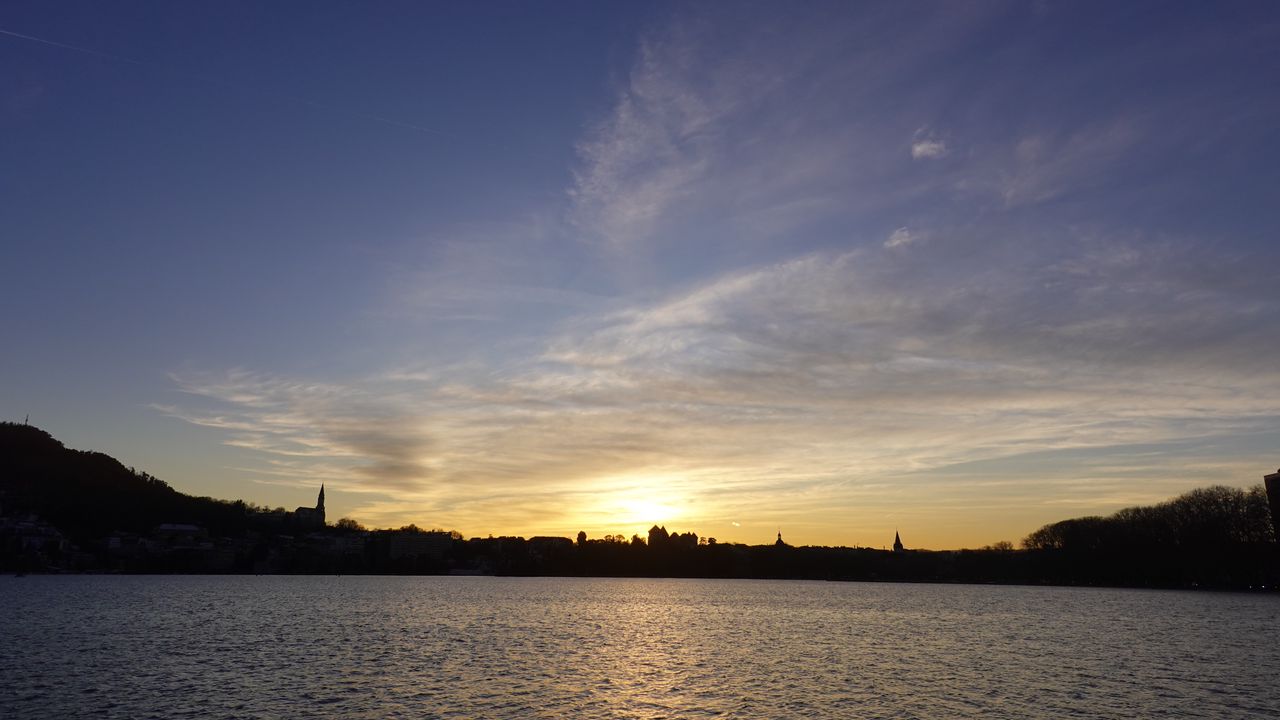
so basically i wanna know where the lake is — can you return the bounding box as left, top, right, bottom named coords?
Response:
left=2, top=576, right=1277, bottom=718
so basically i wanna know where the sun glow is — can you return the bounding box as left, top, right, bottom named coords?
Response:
left=618, top=498, right=680, bottom=526
left=583, top=473, right=692, bottom=535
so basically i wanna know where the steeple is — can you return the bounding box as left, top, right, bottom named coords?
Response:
left=292, top=485, right=327, bottom=527
left=893, top=530, right=904, bottom=553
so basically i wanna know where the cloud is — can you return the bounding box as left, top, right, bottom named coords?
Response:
left=564, top=10, right=981, bottom=261
left=161, top=233, right=1280, bottom=538
left=911, top=138, right=948, bottom=159
left=884, top=227, right=916, bottom=248
left=567, top=32, right=724, bottom=252
left=994, top=121, right=1140, bottom=206
left=910, top=123, right=950, bottom=160
left=159, top=370, right=437, bottom=494
left=540, top=237, right=1279, bottom=415
left=153, top=5, right=1280, bottom=544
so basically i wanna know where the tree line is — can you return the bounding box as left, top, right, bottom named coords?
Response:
left=1017, top=484, right=1275, bottom=588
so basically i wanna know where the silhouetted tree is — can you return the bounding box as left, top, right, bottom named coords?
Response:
left=1023, top=485, right=1274, bottom=552
left=335, top=517, right=365, bottom=532
left=1021, top=484, right=1276, bottom=588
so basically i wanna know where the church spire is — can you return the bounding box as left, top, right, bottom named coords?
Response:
left=317, top=484, right=325, bottom=513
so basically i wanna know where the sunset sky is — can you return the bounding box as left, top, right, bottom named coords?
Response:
left=3, top=2, right=1279, bottom=549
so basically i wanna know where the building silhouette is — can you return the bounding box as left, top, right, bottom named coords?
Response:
left=893, top=531, right=904, bottom=553
left=294, top=485, right=326, bottom=527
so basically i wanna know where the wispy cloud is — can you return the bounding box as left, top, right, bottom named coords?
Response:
left=567, top=30, right=723, bottom=252
left=158, top=370, right=437, bottom=494
left=161, top=233, right=1280, bottom=541
left=564, top=10, right=981, bottom=262
left=153, top=4, right=1280, bottom=546
left=911, top=133, right=948, bottom=159
left=995, top=121, right=1141, bottom=206
left=884, top=227, right=916, bottom=248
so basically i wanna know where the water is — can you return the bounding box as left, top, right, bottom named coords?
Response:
left=2, top=576, right=1277, bottom=719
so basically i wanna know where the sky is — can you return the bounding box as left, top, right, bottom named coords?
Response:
left=3, top=1, right=1279, bottom=549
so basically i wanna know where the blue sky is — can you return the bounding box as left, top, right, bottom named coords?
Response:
left=3, top=1, right=1278, bottom=547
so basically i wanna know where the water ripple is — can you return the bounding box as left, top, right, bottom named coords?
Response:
left=2, top=577, right=1278, bottom=719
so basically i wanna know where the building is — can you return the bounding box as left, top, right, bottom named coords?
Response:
left=294, top=485, right=326, bottom=527
left=528, top=536, right=574, bottom=562
left=385, top=530, right=453, bottom=560
left=153, top=523, right=208, bottom=548
left=893, top=531, right=905, bottom=553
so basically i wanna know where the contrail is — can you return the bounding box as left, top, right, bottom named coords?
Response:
left=0, top=26, right=450, bottom=137
left=0, top=27, right=146, bottom=65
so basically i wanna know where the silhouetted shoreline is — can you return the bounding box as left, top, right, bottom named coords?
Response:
left=3, top=422, right=1277, bottom=590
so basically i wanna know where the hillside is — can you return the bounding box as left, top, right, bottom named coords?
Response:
left=0, top=422, right=268, bottom=543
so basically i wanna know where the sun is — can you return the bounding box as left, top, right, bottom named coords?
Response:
left=618, top=498, right=680, bottom=526
left=580, top=473, right=692, bottom=534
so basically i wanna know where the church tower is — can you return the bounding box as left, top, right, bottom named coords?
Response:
left=893, top=531, right=904, bottom=553
left=292, top=485, right=327, bottom=527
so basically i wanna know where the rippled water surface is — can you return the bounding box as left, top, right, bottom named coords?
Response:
left=2, top=576, right=1278, bottom=718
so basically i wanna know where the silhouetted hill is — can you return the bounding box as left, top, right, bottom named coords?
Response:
left=0, top=422, right=262, bottom=543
